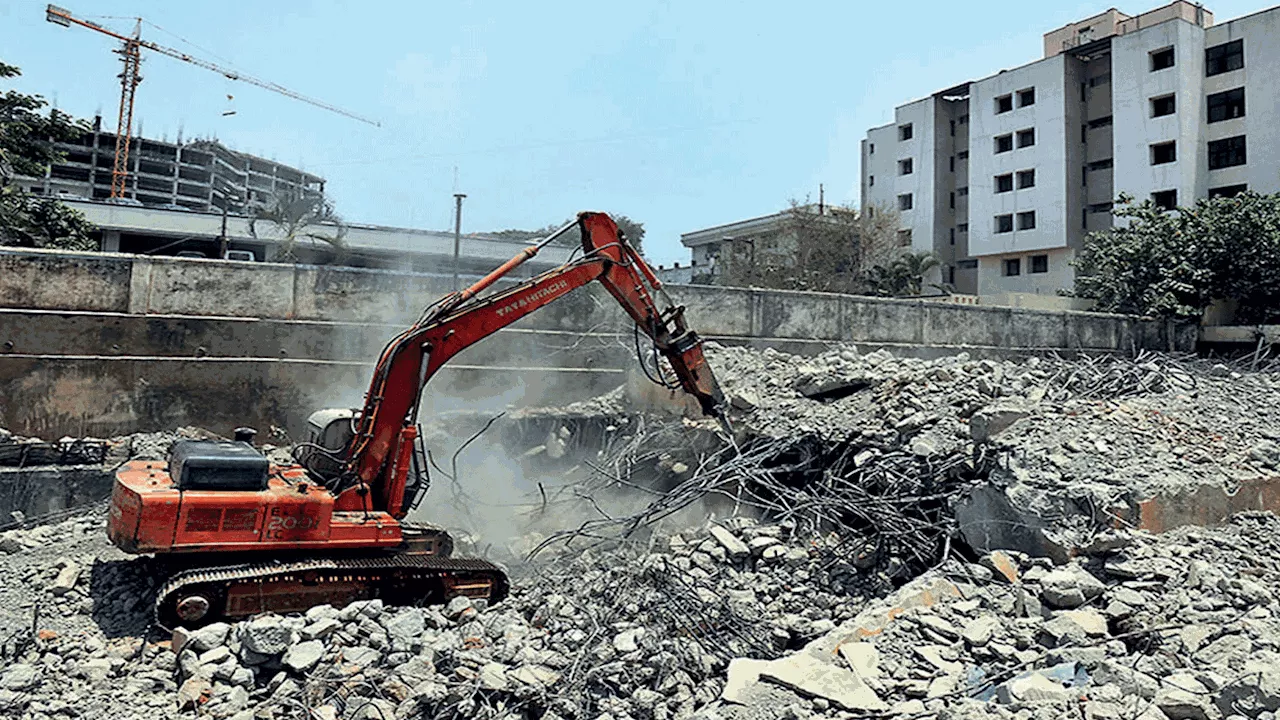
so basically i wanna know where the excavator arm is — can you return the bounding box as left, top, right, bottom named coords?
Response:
left=335, top=212, right=726, bottom=517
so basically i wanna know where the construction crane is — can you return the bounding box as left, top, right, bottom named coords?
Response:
left=44, top=4, right=378, bottom=200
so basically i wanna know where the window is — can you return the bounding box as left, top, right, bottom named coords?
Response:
left=1150, top=47, right=1175, bottom=71
left=950, top=120, right=956, bottom=137
left=947, top=267, right=956, bottom=284
left=1017, top=128, right=1035, bottom=148
left=869, top=175, right=875, bottom=187
left=995, top=134, right=1013, bottom=153
left=1152, top=189, right=1177, bottom=210
left=958, top=114, right=969, bottom=125
left=1003, top=258, right=1021, bottom=276
left=1087, top=158, right=1113, bottom=171
left=899, top=158, right=914, bottom=175
left=995, top=94, right=1013, bottom=114
left=949, top=227, right=955, bottom=245
left=869, top=143, right=875, bottom=154
left=949, top=191, right=955, bottom=209
left=995, top=214, right=1013, bottom=234
left=1089, top=73, right=1111, bottom=87
left=1205, top=39, right=1243, bottom=76
left=958, top=258, right=978, bottom=269
left=957, top=187, right=969, bottom=197
left=897, top=229, right=913, bottom=247
left=1208, top=135, right=1246, bottom=169
left=1151, top=95, right=1176, bottom=117
left=950, top=156, right=955, bottom=172
left=1209, top=183, right=1247, bottom=198
left=899, top=123, right=914, bottom=141
left=1017, top=169, right=1036, bottom=189
left=1018, top=88, right=1035, bottom=107
left=1017, top=211, right=1036, bottom=230
left=1151, top=141, right=1176, bottom=165
left=1030, top=255, right=1049, bottom=274
left=1207, top=88, right=1245, bottom=123
left=1088, top=202, right=1114, bottom=214
left=995, top=174, right=1013, bottom=193
left=958, top=150, right=969, bottom=160
left=957, top=223, right=969, bottom=232
left=1087, top=115, right=1114, bottom=128
left=898, top=193, right=914, bottom=211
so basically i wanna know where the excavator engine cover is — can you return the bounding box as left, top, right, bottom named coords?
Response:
left=169, top=440, right=269, bottom=491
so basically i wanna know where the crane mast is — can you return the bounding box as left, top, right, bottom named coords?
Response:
left=45, top=4, right=378, bottom=200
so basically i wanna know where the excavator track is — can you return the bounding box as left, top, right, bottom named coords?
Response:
left=155, top=554, right=509, bottom=630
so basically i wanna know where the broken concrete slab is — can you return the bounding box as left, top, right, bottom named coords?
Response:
left=758, top=654, right=888, bottom=712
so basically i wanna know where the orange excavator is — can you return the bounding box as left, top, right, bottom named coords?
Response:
left=106, top=212, right=727, bottom=629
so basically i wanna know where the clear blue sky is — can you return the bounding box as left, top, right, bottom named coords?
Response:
left=0, top=0, right=1266, bottom=264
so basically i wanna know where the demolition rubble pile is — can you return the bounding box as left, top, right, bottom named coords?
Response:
left=7, top=510, right=1280, bottom=719
left=1, top=344, right=1280, bottom=720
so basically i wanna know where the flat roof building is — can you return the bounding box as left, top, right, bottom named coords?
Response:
left=861, top=1, right=1273, bottom=299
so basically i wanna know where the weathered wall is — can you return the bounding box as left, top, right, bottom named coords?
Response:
left=0, top=248, right=1195, bottom=438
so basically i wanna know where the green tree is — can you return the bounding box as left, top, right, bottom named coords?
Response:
left=249, top=191, right=347, bottom=263
left=716, top=200, right=904, bottom=295
left=0, top=60, right=95, bottom=250
left=1075, top=192, right=1280, bottom=323
left=863, top=251, right=941, bottom=297
left=494, top=213, right=646, bottom=255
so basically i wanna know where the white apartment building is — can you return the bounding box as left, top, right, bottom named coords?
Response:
left=861, top=1, right=1276, bottom=297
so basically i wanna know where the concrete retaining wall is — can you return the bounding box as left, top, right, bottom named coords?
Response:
left=0, top=248, right=1196, bottom=438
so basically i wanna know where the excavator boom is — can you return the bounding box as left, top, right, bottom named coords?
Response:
left=106, top=211, right=727, bottom=628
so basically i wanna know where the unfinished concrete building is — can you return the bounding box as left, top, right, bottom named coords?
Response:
left=17, top=115, right=324, bottom=212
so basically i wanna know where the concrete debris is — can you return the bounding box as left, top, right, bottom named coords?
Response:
left=2, top=346, right=1280, bottom=720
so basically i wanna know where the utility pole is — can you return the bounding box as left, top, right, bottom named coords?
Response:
left=452, top=193, right=466, bottom=291
left=219, top=203, right=229, bottom=259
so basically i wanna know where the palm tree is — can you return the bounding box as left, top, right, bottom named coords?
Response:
left=249, top=191, right=347, bottom=263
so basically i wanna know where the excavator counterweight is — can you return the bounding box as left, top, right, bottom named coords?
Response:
left=106, top=212, right=728, bottom=628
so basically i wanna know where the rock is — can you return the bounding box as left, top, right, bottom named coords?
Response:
left=981, top=550, right=1021, bottom=584
left=342, top=646, right=381, bottom=668
left=185, top=622, right=232, bottom=653
left=962, top=616, right=999, bottom=646
left=0, top=664, right=39, bottom=691
left=1157, top=688, right=1213, bottom=720
left=1057, top=608, right=1109, bottom=637
left=837, top=642, right=880, bottom=681
left=748, top=536, right=781, bottom=556
left=510, top=665, right=560, bottom=688
left=709, top=525, right=749, bottom=560
left=445, top=595, right=474, bottom=620
left=49, top=561, right=80, bottom=595
left=997, top=673, right=1077, bottom=703
left=241, top=616, right=292, bottom=656
left=613, top=628, right=645, bottom=653
left=1041, top=567, right=1105, bottom=609
left=176, top=677, right=211, bottom=710
left=730, top=389, right=760, bottom=411
left=478, top=662, right=510, bottom=691
left=722, top=658, right=773, bottom=704
left=282, top=640, right=325, bottom=673
left=382, top=609, right=425, bottom=649
left=759, top=654, right=888, bottom=712
left=970, top=404, right=1030, bottom=442
left=301, top=618, right=340, bottom=641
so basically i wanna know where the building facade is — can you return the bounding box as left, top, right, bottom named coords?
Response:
left=17, top=116, right=324, bottom=212
left=861, top=1, right=1275, bottom=297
